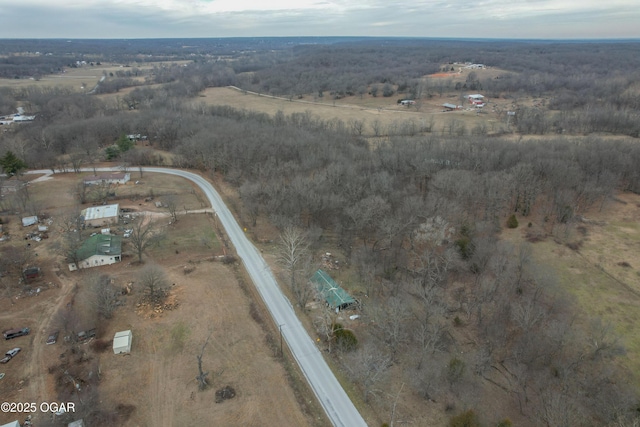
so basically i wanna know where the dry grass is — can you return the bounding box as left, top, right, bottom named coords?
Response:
left=502, top=192, right=640, bottom=387
left=0, top=170, right=319, bottom=427
left=0, top=61, right=184, bottom=92
left=198, top=86, right=512, bottom=137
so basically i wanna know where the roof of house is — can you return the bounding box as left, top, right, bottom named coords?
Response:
left=310, top=269, right=356, bottom=309
left=76, top=234, right=122, bottom=261
left=443, top=103, right=458, bottom=109
left=81, top=204, right=119, bottom=221
left=83, top=173, right=129, bottom=183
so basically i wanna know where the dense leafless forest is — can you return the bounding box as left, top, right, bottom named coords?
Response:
left=2, top=38, right=640, bottom=426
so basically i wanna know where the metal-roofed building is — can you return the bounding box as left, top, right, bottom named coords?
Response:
left=113, top=330, right=132, bottom=354
left=83, top=173, right=130, bottom=186
left=310, top=269, right=356, bottom=312
left=81, top=204, right=119, bottom=228
left=69, top=234, right=122, bottom=271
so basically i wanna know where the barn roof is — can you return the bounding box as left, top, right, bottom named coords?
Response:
left=76, top=234, right=122, bottom=260
left=310, top=269, right=356, bottom=310
left=81, top=204, right=119, bottom=221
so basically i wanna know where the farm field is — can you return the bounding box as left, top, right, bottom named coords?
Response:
left=200, top=86, right=513, bottom=137
left=0, top=171, right=320, bottom=426
left=195, top=65, right=523, bottom=137
left=0, top=61, right=190, bottom=92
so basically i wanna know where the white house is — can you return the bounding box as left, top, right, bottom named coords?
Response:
left=68, top=234, right=122, bottom=271
left=83, top=173, right=130, bottom=186
left=81, top=204, right=119, bottom=228
left=468, top=94, right=485, bottom=105
left=113, top=330, right=132, bottom=354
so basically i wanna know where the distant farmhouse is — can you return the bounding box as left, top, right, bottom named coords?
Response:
left=467, top=94, right=486, bottom=107
left=442, top=103, right=460, bottom=111
left=69, top=234, right=122, bottom=271
left=398, top=99, right=416, bottom=106
left=83, top=173, right=130, bottom=186
left=0, top=107, right=36, bottom=125
left=81, top=204, right=120, bottom=228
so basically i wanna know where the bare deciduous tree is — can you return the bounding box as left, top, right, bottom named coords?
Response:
left=129, top=214, right=163, bottom=263
left=163, top=196, right=178, bottom=224
left=87, top=273, right=119, bottom=319
left=346, top=342, right=392, bottom=403
left=196, top=329, right=213, bottom=391
left=277, top=226, right=312, bottom=307
left=138, top=264, right=169, bottom=302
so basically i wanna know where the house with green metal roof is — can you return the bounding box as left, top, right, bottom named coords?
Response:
left=68, top=234, right=122, bottom=271
left=311, top=269, right=356, bottom=311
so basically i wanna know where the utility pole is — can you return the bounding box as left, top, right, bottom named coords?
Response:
left=279, top=324, right=284, bottom=357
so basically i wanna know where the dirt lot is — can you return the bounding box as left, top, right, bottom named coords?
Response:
left=0, top=171, right=318, bottom=426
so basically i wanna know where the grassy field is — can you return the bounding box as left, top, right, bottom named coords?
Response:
left=194, top=65, right=527, bottom=137
left=199, top=86, right=511, bottom=137
left=502, top=191, right=640, bottom=386
left=0, top=61, right=189, bottom=92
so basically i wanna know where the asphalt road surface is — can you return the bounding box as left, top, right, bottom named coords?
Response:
left=29, top=167, right=368, bottom=427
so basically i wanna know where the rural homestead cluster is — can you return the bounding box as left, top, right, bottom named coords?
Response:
left=9, top=172, right=135, bottom=272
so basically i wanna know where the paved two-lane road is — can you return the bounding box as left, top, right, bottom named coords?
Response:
left=29, top=167, right=368, bottom=427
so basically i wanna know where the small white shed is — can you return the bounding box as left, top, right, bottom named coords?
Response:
left=68, top=419, right=85, bottom=427
left=0, top=421, right=21, bottom=427
left=22, top=215, right=38, bottom=227
left=113, top=330, right=132, bottom=354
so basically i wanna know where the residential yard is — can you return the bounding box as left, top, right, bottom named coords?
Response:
left=0, top=170, right=321, bottom=426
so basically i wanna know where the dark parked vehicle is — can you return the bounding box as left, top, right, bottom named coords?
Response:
left=46, top=331, right=59, bottom=345
left=0, top=347, right=21, bottom=363
left=76, top=329, right=96, bottom=342
left=3, top=328, right=30, bottom=340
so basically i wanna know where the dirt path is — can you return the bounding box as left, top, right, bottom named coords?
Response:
left=26, top=267, right=76, bottom=423
left=150, top=355, right=176, bottom=427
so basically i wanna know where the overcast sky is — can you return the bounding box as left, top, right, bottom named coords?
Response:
left=0, top=0, right=638, bottom=39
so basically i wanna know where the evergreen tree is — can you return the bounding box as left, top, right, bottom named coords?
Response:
left=0, top=151, right=27, bottom=176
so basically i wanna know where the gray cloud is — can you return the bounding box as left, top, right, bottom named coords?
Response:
left=0, top=1, right=638, bottom=38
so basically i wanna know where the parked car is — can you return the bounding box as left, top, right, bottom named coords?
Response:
left=3, top=327, right=30, bottom=340
left=46, top=331, right=59, bottom=345
left=76, top=329, right=96, bottom=343
left=0, top=347, right=21, bottom=363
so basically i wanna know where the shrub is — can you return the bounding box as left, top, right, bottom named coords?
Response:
left=496, top=419, right=512, bottom=427
left=455, top=237, right=474, bottom=260
left=447, top=357, right=466, bottom=385
left=507, top=214, right=519, bottom=229
left=332, top=323, right=358, bottom=352
left=449, top=409, right=481, bottom=427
